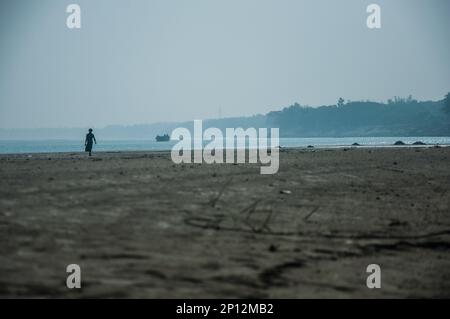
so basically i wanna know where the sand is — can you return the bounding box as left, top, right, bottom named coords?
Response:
left=0, top=147, right=449, bottom=298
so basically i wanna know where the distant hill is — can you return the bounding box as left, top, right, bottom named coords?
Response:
left=266, top=97, right=450, bottom=137
left=1, top=96, right=449, bottom=139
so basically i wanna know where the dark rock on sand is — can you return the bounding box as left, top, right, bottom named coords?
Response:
left=389, top=219, right=408, bottom=227
left=394, top=141, right=406, bottom=146
left=413, top=141, right=426, bottom=145
left=352, top=143, right=360, bottom=146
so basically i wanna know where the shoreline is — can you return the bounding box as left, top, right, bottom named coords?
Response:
left=1, top=136, right=450, bottom=156
left=0, top=144, right=448, bottom=157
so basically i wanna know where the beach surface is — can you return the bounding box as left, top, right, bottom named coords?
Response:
left=0, top=147, right=449, bottom=298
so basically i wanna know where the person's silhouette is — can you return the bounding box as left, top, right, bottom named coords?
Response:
left=85, top=128, right=97, bottom=156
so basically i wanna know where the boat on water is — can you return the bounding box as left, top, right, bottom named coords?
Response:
left=156, top=134, right=170, bottom=142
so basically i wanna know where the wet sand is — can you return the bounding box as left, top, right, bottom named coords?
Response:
left=0, top=147, right=449, bottom=298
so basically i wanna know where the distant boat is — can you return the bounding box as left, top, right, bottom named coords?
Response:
left=156, top=134, right=170, bottom=142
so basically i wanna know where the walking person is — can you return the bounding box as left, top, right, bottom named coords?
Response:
left=85, top=128, right=97, bottom=156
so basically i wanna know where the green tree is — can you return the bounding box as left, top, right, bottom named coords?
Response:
left=443, top=92, right=450, bottom=114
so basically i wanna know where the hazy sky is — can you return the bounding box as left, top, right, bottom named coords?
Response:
left=0, top=0, right=449, bottom=128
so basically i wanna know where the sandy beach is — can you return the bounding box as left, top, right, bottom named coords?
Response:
left=0, top=147, right=449, bottom=298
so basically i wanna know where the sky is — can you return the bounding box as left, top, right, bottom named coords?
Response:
left=0, top=0, right=449, bottom=128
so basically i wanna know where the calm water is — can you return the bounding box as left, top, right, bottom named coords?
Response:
left=0, top=137, right=449, bottom=154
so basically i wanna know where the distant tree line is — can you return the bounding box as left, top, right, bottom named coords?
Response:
left=443, top=92, right=450, bottom=115
left=1, top=94, right=449, bottom=139
left=265, top=94, right=450, bottom=137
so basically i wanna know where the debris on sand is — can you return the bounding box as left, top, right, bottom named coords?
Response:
left=394, top=141, right=406, bottom=146
left=307, top=145, right=314, bottom=148
left=280, top=190, right=292, bottom=195
left=389, top=219, right=408, bottom=227
left=269, top=244, right=278, bottom=252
